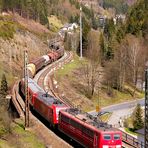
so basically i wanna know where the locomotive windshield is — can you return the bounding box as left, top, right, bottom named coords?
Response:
left=114, top=134, right=120, bottom=140
left=103, top=134, right=111, bottom=140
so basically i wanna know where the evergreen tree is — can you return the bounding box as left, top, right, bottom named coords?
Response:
left=132, top=104, right=144, bottom=131
left=99, top=32, right=107, bottom=65
left=104, top=19, right=115, bottom=41
left=1, top=0, right=49, bottom=26
left=126, top=0, right=147, bottom=36
left=79, top=17, right=91, bottom=56
left=0, top=74, right=8, bottom=97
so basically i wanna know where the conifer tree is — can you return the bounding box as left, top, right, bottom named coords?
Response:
left=133, top=104, right=144, bottom=131
left=0, top=74, right=8, bottom=97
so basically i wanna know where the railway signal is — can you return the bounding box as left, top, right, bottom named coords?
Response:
left=24, top=50, right=30, bottom=128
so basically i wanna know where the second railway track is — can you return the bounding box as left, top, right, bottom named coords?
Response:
left=11, top=50, right=145, bottom=148
left=34, top=51, right=74, bottom=107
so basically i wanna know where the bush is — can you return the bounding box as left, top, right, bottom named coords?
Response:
left=0, top=107, right=11, bottom=137
left=0, top=21, right=16, bottom=39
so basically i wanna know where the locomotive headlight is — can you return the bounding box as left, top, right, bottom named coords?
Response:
left=103, top=146, right=109, bottom=148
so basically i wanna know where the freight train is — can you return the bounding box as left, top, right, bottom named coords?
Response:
left=27, top=37, right=64, bottom=78
left=19, top=37, right=122, bottom=148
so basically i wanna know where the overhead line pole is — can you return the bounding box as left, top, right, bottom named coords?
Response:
left=24, top=50, right=29, bottom=128
left=80, top=0, right=82, bottom=59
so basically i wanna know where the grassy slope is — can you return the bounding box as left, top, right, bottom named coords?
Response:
left=0, top=14, right=54, bottom=147
left=55, top=52, right=144, bottom=111
left=0, top=13, right=54, bottom=86
left=56, top=54, right=82, bottom=79
left=0, top=119, right=45, bottom=148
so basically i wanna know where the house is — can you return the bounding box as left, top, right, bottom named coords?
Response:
left=61, top=23, right=78, bottom=31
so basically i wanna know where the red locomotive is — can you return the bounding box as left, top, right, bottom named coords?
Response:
left=20, top=78, right=68, bottom=125
left=20, top=37, right=122, bottom=147
left=58, top=108, right=122, bottom=148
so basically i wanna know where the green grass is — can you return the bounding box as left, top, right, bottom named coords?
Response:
left=0, top=139, right=13, bottom=148
left=125, top=128, right=138, bottom=136
left=0, top=119, right=45, bottom=148
left=100, top=112, right=112, bottom=122
left=55, top=54, right=86, bottom=80
left=13, top=119, right=44, bottom=148
left=0, top=126, right=7, bottom=136
left=0, top=20, right=17, bottom=39
left=93, top=87, right=144, bottom=108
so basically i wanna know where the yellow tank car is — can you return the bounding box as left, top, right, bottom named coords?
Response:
left=27, top=63, right=36, bottom=77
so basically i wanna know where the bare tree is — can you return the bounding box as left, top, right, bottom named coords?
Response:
left=80, top=31, right=101, bottom=98
left=126, top=35, right=141, bottom=85
left=124, top=35, right=146, bottom=96
left=116, top=39, right=128, bottom=91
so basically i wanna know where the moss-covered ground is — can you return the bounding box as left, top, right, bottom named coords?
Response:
left=0, top=119, right=45, bottom=148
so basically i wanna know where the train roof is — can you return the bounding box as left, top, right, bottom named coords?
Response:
left=28, top=78, right=44, bottom=93
left=37, top=92, right=67, bottom=107
left=62, top=108, right=115, bottom=132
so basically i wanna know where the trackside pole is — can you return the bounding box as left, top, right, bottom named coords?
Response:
left=24, top=50, right=29, bottom=128
left=80, top=0, right=82, bottom=59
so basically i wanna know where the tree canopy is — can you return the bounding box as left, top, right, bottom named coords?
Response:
left=0, top=0, right=49, bottom=25
left=126, top=0, right=148, bottom=37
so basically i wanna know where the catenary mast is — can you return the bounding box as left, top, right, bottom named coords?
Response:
left=80, top=0, right=82, bottom=59
left=24, top=50, right=29, bottom=128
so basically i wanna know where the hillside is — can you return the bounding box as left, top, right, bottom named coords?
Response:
left=0, top=13, right=53, bottom=85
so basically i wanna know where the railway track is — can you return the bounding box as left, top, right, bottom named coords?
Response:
left=11, top=50, right=145, bottom=148
left=122, top=131, right=144, bottom=148
left=34, top=51, right=145, bottom=148
left=34, top=51, right=75, bottom=107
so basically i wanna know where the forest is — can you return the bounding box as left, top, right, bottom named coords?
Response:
left=0, top=0, right=49, bottom=25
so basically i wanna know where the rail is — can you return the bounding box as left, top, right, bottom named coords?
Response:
left=36, top=51, right=74, bottom=107
left=122, top=130, right=144, bottom=148
left=11, top=52, right=145, bottom=148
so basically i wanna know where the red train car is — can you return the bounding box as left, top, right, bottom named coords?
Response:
left=48, top=52, right=56, bottom=62
left=20, top=78, right=68, bottom=125
left=33, top=92, right=68, bottom=125
left=55, top=46, right=64, bottom=58
left=52, top=51, right=59, bottom=60
left=30, top=57, right=46, bottom=72
left=58, top=108, right=122, bottom=148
